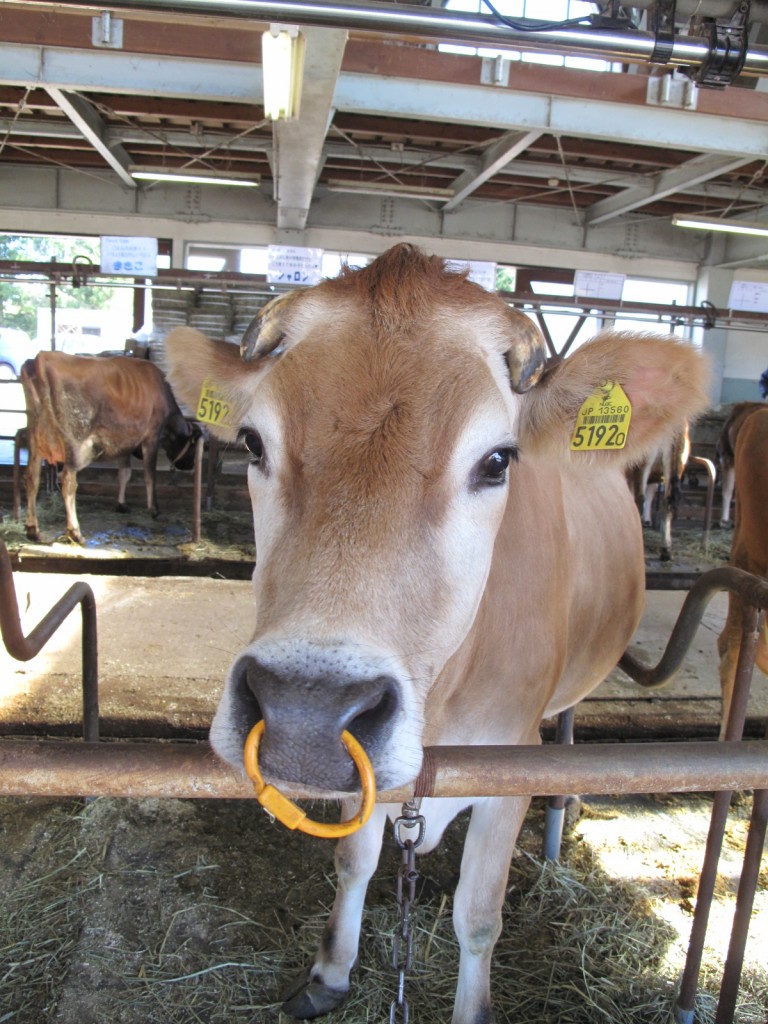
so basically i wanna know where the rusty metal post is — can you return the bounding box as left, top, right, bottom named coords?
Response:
left=0, top=539, right=99, bottom=742
left=674, top=602, right=762, bottom=1024
left=12, top=427, right=24, bottom=521
left=191, top=431, right=204, bottom=543
left=49, top=275, right=57, bottom=351
left=206, top=433, right=219, bottom=511
left=715, top=785, right=768, bottom=1023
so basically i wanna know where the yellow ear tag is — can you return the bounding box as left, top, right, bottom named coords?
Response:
left=570, top=380, right=631, bottom=451
left=196, top=378, right=231, bottom=426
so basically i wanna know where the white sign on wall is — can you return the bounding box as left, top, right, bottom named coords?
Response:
left=267, top=245, right=324, bottom=286
left=444, top=259, right=498, bottom=292
left=100, top=236, right=158, bottom=276
left=728, top=279, right=768, bottom=313
left=574, top=270, right=626, bottom=301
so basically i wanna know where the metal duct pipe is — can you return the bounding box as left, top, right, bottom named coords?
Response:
left=1, top=738, right=767, bottom=802
left=12, top=0, right=768, bottom=76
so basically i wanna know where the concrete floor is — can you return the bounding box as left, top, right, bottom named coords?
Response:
left=1, top=571, right=766, bottom=740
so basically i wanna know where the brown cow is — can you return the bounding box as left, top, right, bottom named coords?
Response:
left=21, top=351, right=199, bottom=544
left=717, top=406, right=768, bottom=734
left=165, top=245, right=709, bottom=1024
left=715, top=401, right=764, bottom=528
left=629, top=422, right=690, bottom=561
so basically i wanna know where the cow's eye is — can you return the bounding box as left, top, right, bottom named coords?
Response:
left=474, top=446, right=518, bottom=488
left=239, top=429, right=264, bottom=465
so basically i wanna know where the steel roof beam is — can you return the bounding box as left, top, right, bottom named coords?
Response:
left=334, top=71, right=768, bottom=159
left=272, top=27, right=348, bottom=231
left=441, top=129, right=542, bottom=212
left=1, top=43, right=262, bottom=101
left=4, top=120, right=765, bottom=204
left=45, top=86, right=136, bottom=188
left=585, top=153, right=756, bottom=225
left=2, top=44, right=768, bottom=166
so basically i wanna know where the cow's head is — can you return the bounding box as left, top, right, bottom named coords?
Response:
left=166, top=246, right=546, bottom=792
left=163, top=414, right=201, bottom=471
left=166, top=246, right=708, bottom=792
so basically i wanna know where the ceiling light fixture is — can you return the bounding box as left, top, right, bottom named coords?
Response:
left=327, top=179, right=456, bottom=201
left=132, top=169, right=260, bottom=187
left=262, top=24, right=305, bottom=120
left=672, top=214, right=768, bottom=237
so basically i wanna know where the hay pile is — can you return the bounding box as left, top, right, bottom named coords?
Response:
left=1, top=795, right=765, bottom=1023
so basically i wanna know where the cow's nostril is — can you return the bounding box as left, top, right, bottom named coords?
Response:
left=346, top=678, right=400, bottom=751
left=235, top=658, right=264, bottom=725
left=233, top=655, right=402, bottom=789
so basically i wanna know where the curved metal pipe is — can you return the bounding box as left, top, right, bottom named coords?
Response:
left=618, top=565, right=768, bottom=689
left=0, top=539, right=99, bottom=741
left=11, top=0, right=768, bottom=77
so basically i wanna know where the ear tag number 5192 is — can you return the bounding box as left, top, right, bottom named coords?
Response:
left=570, top=380, right=631, bottom=451
left=197, top=378, right=231, bottom=426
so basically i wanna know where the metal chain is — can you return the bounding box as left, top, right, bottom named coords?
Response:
left=390, top=798, right=426, bottom=1024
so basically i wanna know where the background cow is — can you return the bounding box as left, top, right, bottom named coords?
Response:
left=21, top=350, right=199, bottom=544
left=629, top=422, right=690, bottom=561
left=715, top=400, right=764, bottom=528
left=717, top=405, right=768, bottom=734
left=165, top=244, right=709, bottom=1024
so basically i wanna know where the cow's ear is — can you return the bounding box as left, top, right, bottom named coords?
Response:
left=503, top=309, right=548, bottom=394
left=165, top=327, right=252, bottom=442
left=517, top=330, right=711, bottom=468
left=241, top=290, right=303, bottom=361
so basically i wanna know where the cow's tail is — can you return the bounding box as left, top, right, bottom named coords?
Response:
left=19, top=356, right=43, bottom=414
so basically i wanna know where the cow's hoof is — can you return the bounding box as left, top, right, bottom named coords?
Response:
left=660, top=548, right=672, bottom=562
left=65, top=530, right=84, bottom=546
left=281, top=969, right=349, bottom=1019
left=719, top=520, right=734, bottom=530
left=115, top=502, right=129, bottom=514
left=25, top=527, right=41, bottom=543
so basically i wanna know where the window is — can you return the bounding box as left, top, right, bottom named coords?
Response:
left=439, top=0, right=624, bottom=73
left=619, top=278, right=692, bottom=337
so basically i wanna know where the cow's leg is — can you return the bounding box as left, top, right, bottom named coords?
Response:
left=24, top=441, right=43, bottom=542
left=452, top=795, right=530, bottom=1024
left=658, top=490, right=673, bottom=561
left=282, top=802, right=388, bottom=1019
left=116, top=454, right=132, bottom=513
left=718, top=596, right=768, bottom=738
left=641, top=482, right=657, bottom=527
left=60, top=465, right=83, bottom=544
left=140, top=443, right=160, bottom=518
left=720, top=465, right=735, bottom=528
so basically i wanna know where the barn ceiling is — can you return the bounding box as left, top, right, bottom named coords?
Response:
left=2, top=0, right=768, bottom=273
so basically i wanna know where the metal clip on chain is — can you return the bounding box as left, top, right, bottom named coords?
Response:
left=390, top=798, right=426, bottom=1024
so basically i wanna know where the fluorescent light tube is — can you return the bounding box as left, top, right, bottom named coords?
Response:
left=131, top=170, right=259, bottom=187
left=327, top=179, right=456, bottom=201
left=672, top=214, right=768, bottom=237
left=262, top=25, right=305, bottom=120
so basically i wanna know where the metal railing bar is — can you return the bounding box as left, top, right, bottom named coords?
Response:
left=0, top=737, right=766, bottom=801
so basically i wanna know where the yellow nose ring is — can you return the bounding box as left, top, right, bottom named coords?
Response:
left=243, top=720, right=376, bottom=838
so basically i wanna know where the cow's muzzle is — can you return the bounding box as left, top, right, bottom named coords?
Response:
left=230, top=652, right=402, bottom=792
